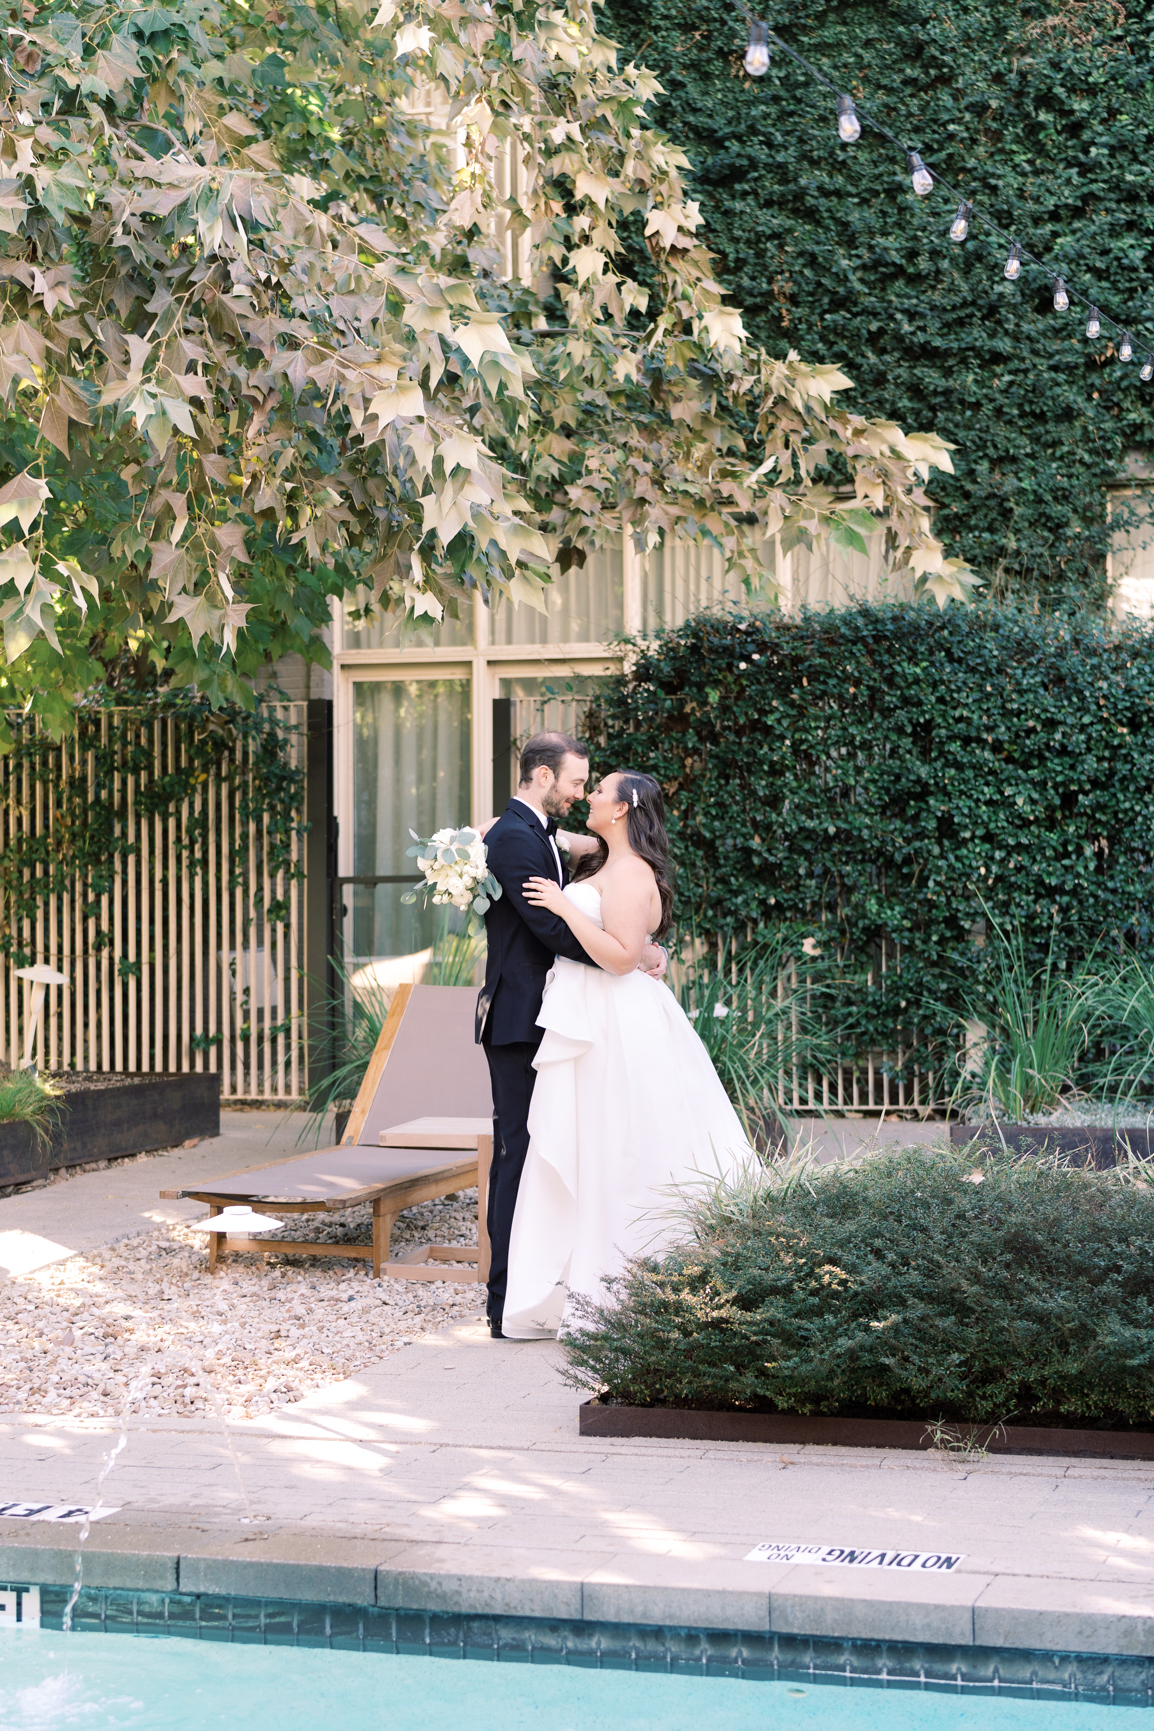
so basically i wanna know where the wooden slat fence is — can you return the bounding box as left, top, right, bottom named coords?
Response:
left=675, top=931, right=945, bottom=1119
left=0, top=705, right=307, bottom=1100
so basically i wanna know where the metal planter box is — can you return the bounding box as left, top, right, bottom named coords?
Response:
left=950, top=1123, right=1154, bottom=1167
left=579, top=1399, right=1154, bottom=1460
left=0, top=1072, right=220, bottom=1189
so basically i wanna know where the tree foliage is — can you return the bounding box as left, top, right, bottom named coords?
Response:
left=602, top=0, right=1154, bottom=605
left=586, top=601, right=1154, bottom=1059
left=0, top=0, right=966, bottom=734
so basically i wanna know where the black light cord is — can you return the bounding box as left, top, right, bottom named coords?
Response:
left=732, top=4, right=1154, bottom=367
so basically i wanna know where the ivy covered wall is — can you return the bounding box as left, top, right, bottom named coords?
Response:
left=602, top=0, right=1154, bottom=603
left=586, top=604, right=1154, bottom=1058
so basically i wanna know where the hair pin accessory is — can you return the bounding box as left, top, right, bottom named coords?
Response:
left=632, top=789, right=639, bottom=806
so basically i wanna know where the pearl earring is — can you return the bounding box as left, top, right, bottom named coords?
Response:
left=610, top=815, right=616, bottom=825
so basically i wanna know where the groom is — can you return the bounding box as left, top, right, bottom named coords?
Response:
left=476, top=731, right=666, bottom=1338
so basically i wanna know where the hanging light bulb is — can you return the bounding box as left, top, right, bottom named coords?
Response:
left=907, top=151, right=933, bottom=195
left=949, top=201, right=972, bottom=242
left=743, top=19, right=770, bottom=76
left=1086, top=307, right=1101, bottom=339
left=1053, top=277, right=1069, bottom=311
left=1120, top=331, right=1133, bottom=362
left=836, top=95, right=861, bottom=142
left=1142, top=355, right=1154, bottom=382
left=1003, top=242, right=1022, bottom=281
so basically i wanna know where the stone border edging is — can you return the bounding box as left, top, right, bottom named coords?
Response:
left=579, top=1398, right=1154, bottom=1459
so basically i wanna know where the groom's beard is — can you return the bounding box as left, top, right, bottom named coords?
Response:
left=541, top=788, right=573, bottom=821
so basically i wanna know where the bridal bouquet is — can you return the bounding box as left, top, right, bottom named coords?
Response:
left=401, top=826, right=503, bottom=917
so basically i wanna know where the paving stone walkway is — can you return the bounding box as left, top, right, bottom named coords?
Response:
left=2, top=1119, right=1154, bottom=1659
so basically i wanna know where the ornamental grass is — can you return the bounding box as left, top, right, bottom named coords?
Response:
left=0, top=1070, right=59, bottom=1146
left=561, top=1144, right=1154, bottom=1429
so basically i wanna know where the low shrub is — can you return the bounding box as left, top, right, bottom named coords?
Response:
left=561, top=1146, right=1154, bottom=1428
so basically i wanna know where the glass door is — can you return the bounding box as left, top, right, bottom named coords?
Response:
left=342, top=676, right=472, bottom=992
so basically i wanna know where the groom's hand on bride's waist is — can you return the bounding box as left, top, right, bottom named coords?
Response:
left=639, top=943, right=668, bottom=980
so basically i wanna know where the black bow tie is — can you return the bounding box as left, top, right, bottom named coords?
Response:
left=544, top=817, right=558, bottom=839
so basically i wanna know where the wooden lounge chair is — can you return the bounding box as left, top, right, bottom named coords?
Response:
left=161, top=983, right=493, bottom=1281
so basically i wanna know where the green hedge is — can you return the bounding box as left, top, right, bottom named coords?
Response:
left=561, top=1146, right=1154, bottom=1427
left=601, top=0, right=1154, bottom=603
left=585, top=602, right=1154, bottom=1056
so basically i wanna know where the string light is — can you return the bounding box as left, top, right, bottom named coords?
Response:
left=1142, top=356, right=1154, bottom=382
left=836, top=95, right=861, bottom=143
left=731, top=8, right=1152, bottom=375
left=907, top=152, right=933, bottom=196
left=743, top=19, right=770, bottom=76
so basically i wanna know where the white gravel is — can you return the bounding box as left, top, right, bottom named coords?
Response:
left=0, top=1192, right=485, bottom=1421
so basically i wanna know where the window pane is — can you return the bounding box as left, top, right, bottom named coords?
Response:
left=493, top=675, right=599, bottom=809
left=641, top=536, right=749, bottom=632
left=1112, top=491, right=1154, bottom=618
left=490, top=547, right=623, bottom=646
left=349, top=679, right=471, bottom=970
left=342, top=588, right=473, bottom=650
left=339, top=883, right=474, bottom=993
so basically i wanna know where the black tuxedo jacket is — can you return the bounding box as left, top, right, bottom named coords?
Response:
left=475, top=800, right=597, bottom=1046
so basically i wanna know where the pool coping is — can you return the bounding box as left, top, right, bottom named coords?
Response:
left=2, top=1519, right=1154, bottom=1668
left=3, top=1581, right=1152, bottom=1704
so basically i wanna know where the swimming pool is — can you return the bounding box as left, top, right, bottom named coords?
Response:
left=0, top=1629, right=1142, bottom=1730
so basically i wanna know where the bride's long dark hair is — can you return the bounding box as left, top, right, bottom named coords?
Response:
left=571, top=770, right=675, bottom=938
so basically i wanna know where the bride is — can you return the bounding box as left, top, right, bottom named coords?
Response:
left=501, top=768, right=752, bottom=1340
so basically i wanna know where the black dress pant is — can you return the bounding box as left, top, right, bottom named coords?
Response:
left=482, top=1037, right=540, bottom=1320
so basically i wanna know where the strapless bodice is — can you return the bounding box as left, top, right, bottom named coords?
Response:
left=563, top=880, right=603, bottom=929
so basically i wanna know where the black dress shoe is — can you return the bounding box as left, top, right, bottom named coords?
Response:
left=489, top=1317, right=504, bottom=1339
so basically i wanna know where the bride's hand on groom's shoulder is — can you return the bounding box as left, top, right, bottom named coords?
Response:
left=523, top=874, right=567, bottom=915
left=476, top=815, right=498, bottom=839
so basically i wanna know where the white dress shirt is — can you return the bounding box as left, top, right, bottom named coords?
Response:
left=511, top=796, right=564, bottom=885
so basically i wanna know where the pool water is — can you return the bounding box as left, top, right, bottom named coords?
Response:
left=0, top=1631, right=1141, bottom=1730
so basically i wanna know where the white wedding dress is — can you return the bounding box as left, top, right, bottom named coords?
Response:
left=502, top=880, right=754, bottom=1340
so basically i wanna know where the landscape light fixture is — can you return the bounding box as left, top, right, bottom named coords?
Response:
left=949, top=201, right=972, bottom=242
left=1053, top=277, right=1069, bottom=311
left=14, top=964, right=69, bottom=1073
left=191, top=1205, right=285, bottom=1236
left=1086, top=307, right=1101, bottom=338
left=907, top=152, right=933, bottom=195
left=1003, top=242, right=1022, bottom=281
left=836, top=95, right=861, bottom=142
left=744, top=19, right=770, bottom=76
